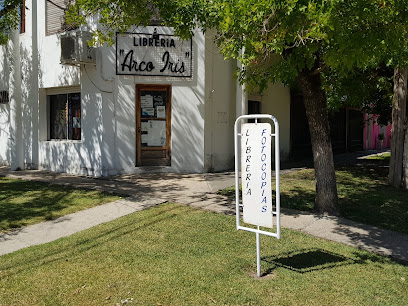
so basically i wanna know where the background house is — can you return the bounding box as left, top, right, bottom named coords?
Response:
left=364, top=114, right=392, bottom=150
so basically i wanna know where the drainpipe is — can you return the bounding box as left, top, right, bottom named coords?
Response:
left=235, top=52, right=247, bottom=176
left=31, top=0, right=39, bottom=168
left=235, top=55, right=247, bottom=118
left=9, top=28, right=24, bottom=170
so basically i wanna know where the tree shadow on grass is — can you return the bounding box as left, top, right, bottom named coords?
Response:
left=279, top=189, right=315, bottom=212
left=0, top=179, right=72, bottom=230
left=278, top=166, right=408, bottom=234
left=0, top=204, right=181, bottom=278
left=262, top=248, right=356, bottom=274
left=0, top=178, right=117, bottom=231
left=335, top=166, right=408, bottom=234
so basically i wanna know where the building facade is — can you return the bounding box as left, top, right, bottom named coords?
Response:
left=0, top=0, right=291, bottom=176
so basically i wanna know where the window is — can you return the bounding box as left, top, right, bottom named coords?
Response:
left=49, top=92, right=81, bottom=140
left=0, top=91, right=9, bottom=104
left=46, top=0, right=76, bottom=35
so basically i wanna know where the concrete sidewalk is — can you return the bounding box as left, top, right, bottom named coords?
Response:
left=1, top=166, right=407, bottom=262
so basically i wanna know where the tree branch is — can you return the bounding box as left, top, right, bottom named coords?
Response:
left=310, top=65, right=327, bottom=75
left=0, top=1, right=22, bottom=18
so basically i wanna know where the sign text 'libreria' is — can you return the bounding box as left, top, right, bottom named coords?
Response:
left=116, top=32, right=192, bottom=77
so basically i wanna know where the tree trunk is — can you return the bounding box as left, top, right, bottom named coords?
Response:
left=389, top=67, right=407, bottom=188
left=296, top=71, right=339, bottom=215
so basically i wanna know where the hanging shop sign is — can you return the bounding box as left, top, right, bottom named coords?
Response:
left=116, top=31, right=193, bottom=77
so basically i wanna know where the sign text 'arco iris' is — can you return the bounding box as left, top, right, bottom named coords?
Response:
left=116, top=32, right=193, bottom=77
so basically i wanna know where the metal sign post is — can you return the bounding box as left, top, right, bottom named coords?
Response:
left=234, top=114, right=280, bottom=277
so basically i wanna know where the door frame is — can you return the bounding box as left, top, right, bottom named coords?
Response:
left=135, top=84, right=172, bottom=167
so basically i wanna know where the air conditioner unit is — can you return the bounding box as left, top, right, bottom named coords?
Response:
left=60, top=30, right=95, bottom=65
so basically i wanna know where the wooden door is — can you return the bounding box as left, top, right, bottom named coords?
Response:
left=136, top=85, right=171, bottom=166
left=347, top=109, right=364, bottom=152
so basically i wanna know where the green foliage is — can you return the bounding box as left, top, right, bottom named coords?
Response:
left=0, top=0, right=23, bottom=44
left=200, top=0, right=406, bottom=120
left=66, top=0, right=203, bottom=46
left=199, top=0, right=408, bottom=89
left=67, top=0, right=408, bottom=101
left=322, top=66, right=393, bottom=124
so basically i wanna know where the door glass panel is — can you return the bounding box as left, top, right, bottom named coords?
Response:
left=141, top=120, right=166, bottom=147
left=140, top=90, right=167, bottom=147
left=136, top=85, right=171, bottom=167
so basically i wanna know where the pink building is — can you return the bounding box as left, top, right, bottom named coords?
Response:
left=364, top=114, right=392, bottom=150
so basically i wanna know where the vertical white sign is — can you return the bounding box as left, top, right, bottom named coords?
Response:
left=241, top=123, right=273, bottom=228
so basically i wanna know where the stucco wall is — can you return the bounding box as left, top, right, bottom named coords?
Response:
left=20, top=27, right=38, bottom=169
left=35, top=23, right=207, bottom=175
left=252, top=83, right=291, bottom=160
left=37, top=1, right=80, bottom=88
left=0, top=44, right=10, bottom=165
left=204, top=35, right=236, bottom=172
left=0, top=103, right=10, bottom=166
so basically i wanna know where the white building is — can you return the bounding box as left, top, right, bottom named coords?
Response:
left=0, top=0, right=290, bottom=177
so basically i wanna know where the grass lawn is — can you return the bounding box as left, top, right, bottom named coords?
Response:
left=0, top=204, right=407, bottom=305
left=364, top=152, right=391, bottom=161
left=0, top=177, right=123, bottom=232
left=219, top=165, right=408, bottom=235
